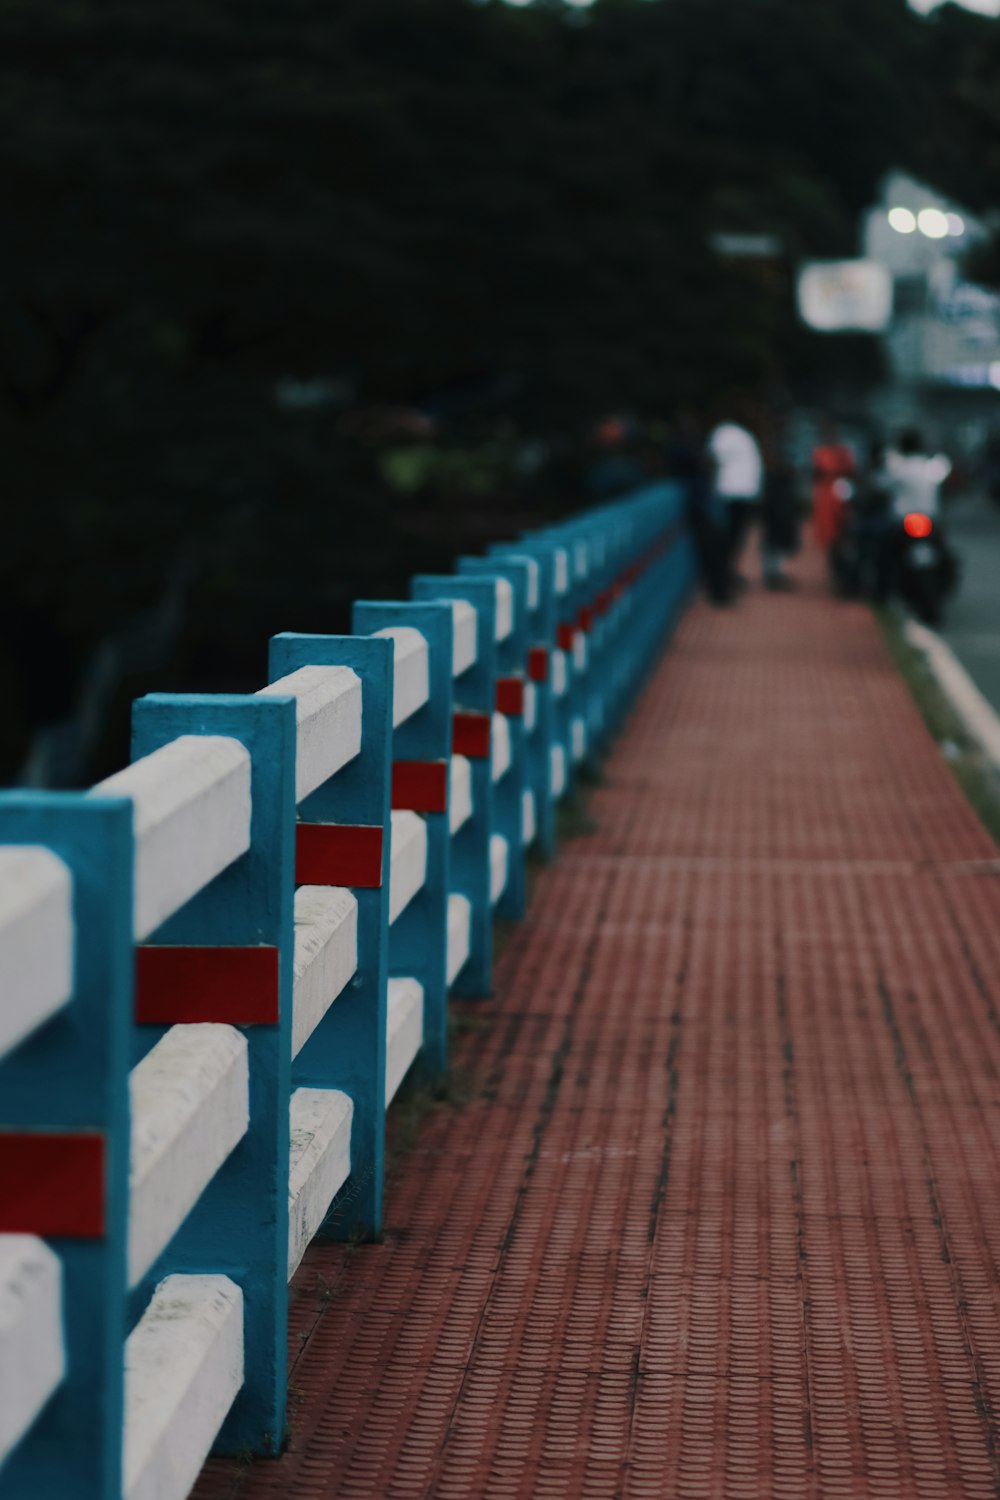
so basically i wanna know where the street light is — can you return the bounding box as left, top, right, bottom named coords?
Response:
left=888, top=207, right=917, bottom=234
left=917, top=208, right=949, bottom=239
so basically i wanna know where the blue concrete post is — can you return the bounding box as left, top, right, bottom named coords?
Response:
left=130, top=692, right=298, bottom=1457
left=410, top=575, right=496, bottom=997
left=352, top=601, right=454, bottom=1082
left=491, top=541, right=558, bottom=857
left=457, top=557, right=529, bottom=920
left=0, top=794, right=133, bottom=1500
left=268, top=634, right=392, bottom=1243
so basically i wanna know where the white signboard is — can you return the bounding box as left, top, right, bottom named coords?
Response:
left=797, top=259, right=892, bottom=333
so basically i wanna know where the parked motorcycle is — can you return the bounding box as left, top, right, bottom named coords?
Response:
left=894, top=511, right=958, bottom=627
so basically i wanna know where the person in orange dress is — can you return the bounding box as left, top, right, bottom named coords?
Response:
left=811, top=423, right=856, bottom=551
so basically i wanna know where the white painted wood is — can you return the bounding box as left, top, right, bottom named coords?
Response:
left=257, top=664, right=361, bottom=802
left=371, top=627, right=430, bottom=728
left=123, top=1273, right=243, bottom=1500
left=0, top=1236, right=64, bottom=1465
left=389, top=811, right=427, bottom=925
left=449, top=756, right=473, bottom=834
left=571, top=716, right=587, bottom=764
left=446, top=894, right=472, bottom=985
left=386, top=977, right=424, bottom=1105
left=287, top=1088, right=352, bottom=1279
left=128, top=1025, right=249, bottom=1288
left=494, top=578, right=514, bottom=642
left=905, top=618, right=1000, bottom=770
left=514, top=555, right=540, bottom=610
left=522, top=789, right=536, bottom=846
left=451, top=600, right=477, bottom=677
left=93, top=736, right=251, bottom=941
left=523, top=682, right=537, bottom=733
left=551, top=744, right=567, bottom=797
left=292, top=887, right=358, bottom=1059
left=0, top=847, right=73, bottom=1060
left=491, top=714, right=511, bottom=784
left=554, top=548, right=569, bottom=596
left=552, top=650, right=568, bottom=698
left=573, top=631, right=588, bottom=672
left=489, top=834, right=509, bottom=906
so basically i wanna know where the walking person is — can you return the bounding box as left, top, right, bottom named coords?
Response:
left=666, top=410, right=729, bottom=604
left=708, top=412, right=763, bottom=589
left=760, top=411, right=799, bottom=590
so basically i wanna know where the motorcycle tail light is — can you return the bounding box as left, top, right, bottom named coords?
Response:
left=903, top=513, right=933, bottom=539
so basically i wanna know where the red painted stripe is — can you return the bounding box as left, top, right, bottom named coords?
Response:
left=392, top=760, right=448, bottom=813
left=0, top=1133, right=105, bottom=1237
left=577, top=606, right=593, bottom=634
left=452, top=712, right=491, bottom=759
left=136, top=946, right=279, bottom=1025
left=557, top=623, right=575, bottom=653
left=296, top=824, right=384, bottom=887
left=528, top=647, right=549, bottom=683
left=495, top=677, right=524, bottom=717
left=595, top=590, right=611, bottom=616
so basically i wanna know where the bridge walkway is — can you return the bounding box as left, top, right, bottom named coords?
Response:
left=194, top=555, right=1000, bottom=1499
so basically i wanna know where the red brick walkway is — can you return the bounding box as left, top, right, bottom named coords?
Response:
left=195, top=560, right=1000, bottom=1499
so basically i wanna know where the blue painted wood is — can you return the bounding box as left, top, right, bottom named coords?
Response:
left=456, top=557, right=529, bottom=920
left=130, top=692, right=298, bottom=1457
left=410, top=575, right=496, bottom=997
left=491, top=541, right=558, bottom=858
left=0, top=794, right=133, bottom=1500
left=268, top=634, right=393, bottom=1241
left=352, top=601, right=454, bottom=1081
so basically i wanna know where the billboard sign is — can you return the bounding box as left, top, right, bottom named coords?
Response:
left=797, top=259, right=892, bottom=332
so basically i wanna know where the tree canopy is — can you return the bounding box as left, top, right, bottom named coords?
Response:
left=1, top=0, right=997, bottom=777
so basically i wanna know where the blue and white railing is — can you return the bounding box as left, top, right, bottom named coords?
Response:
left=0, top=482, right=693, bottom=1500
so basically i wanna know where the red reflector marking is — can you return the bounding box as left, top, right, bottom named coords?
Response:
left=136, top=946, right=279, bottom=1025
left=392, top=760, right=448, bottom=813
left=296, top=824, right=384, bottom=887
left=528, top=648, right=549, bottom=683
left=453, top=712, right=491, bottom=759
left=903, top=512, right=933, bottom=539
left=0, top=1133, right=105, bottom=1237
left=495, top=677, right=525, bottom=717
left=557, top=624, right=575, bottom=652
left=578, top=607, right=593, bottom=634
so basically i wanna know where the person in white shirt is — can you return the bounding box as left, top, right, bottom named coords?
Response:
left=708, top=419, right=764, bottom=588
left=884, top=429, right=951, bottom=520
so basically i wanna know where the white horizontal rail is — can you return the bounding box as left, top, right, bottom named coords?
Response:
left=292, top=886, right=358, bottom=1059
left=123, top=1274, right=243, bottom=1500
left=128, top=1025, right=249, bottom=1288
left=571, top=717, right=587, bottom=764
left=388, top=812, right=427, bottom=926
left=573, top=632, right=587, bottom=672
left=0, top=847, right=73, bottom=1060
left=386, top=978, right=424, bottom=1106
left=257, top=664, right=361, bottom=802
left=489, top=834, right=509, bottom=906
left=287, top=1088, right=352, bottom=1280
left=552, top=650, right=568, bottom=699
left=522, top=789, right=536, bottom=846
left=93, top=736, right=251, bottom=941
left=551, top=744, right=567, bottom=798
left=491, top=714, right=511, bottom=784
left=446, top=894, right=472, bottom=986
left=0, top=1236, right=64, bottom=1466
left=449, top=756, right=472, bottom=835
left=523, top=682, right=537, bottom=733
left=371, top=627, right=430, bottom=728
left=494, top=578, right=513, bottom=642
left=451, top=600, right=477, bottom=678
